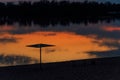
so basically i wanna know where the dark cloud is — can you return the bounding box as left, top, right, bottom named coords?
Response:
left=0, top=37, right=18, bottom=43
left=92, top=39, right=120, bottom=48
left=42, top=33, right=56, bottom=36
left=45, top=48, right=56, bottom=53
left=39, top=23, right=120, bottom=40
left=88, top=49, right=120, bottom=58
left=0, top=54, right=38, bottom=66
left=7, top=27, right=41, bottom=35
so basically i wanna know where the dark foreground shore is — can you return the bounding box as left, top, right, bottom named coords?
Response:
left=0, top=57, right=120, bottom=80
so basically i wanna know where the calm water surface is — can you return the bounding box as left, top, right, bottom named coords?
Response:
left=0, top=19, right=120, bottom=66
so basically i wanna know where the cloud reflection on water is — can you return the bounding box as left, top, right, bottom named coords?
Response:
left=0, top=19, right=120, bottom=64
left=0, top=54, right=38, bottom=66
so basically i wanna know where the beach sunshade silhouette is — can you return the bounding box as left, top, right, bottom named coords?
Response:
left=27, top=43, right=55, bottom=68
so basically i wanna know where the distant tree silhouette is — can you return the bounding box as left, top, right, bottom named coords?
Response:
left=0, top=0, right=120, bottom=27
left=0, top=1, right=119, bottom=17
left=0, top=0, right=120, bottom=16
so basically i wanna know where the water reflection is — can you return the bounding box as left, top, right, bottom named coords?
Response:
left=0, top=17, right=120, bottom=66
left=0, top=16, right=119, bottom=27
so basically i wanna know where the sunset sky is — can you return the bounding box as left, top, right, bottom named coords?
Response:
left=0, top=0, right=120, bottom=3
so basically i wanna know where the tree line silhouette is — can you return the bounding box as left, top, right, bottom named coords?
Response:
left=0, top=0, right=120, bottom=17
left=0, top=0, right=119, bottom=26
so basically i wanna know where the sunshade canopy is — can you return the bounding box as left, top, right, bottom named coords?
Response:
left=27, top=43, right=55, bottom=48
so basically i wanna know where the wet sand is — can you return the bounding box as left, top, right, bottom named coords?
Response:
left=0, top=57, right=120, bottom=80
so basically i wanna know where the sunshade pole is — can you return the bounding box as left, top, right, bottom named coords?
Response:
left=40, top=47, right=42, bottom=69
left=27, top=43, right=55, bottom=70
left=40, top=47, right=42, bottom=67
